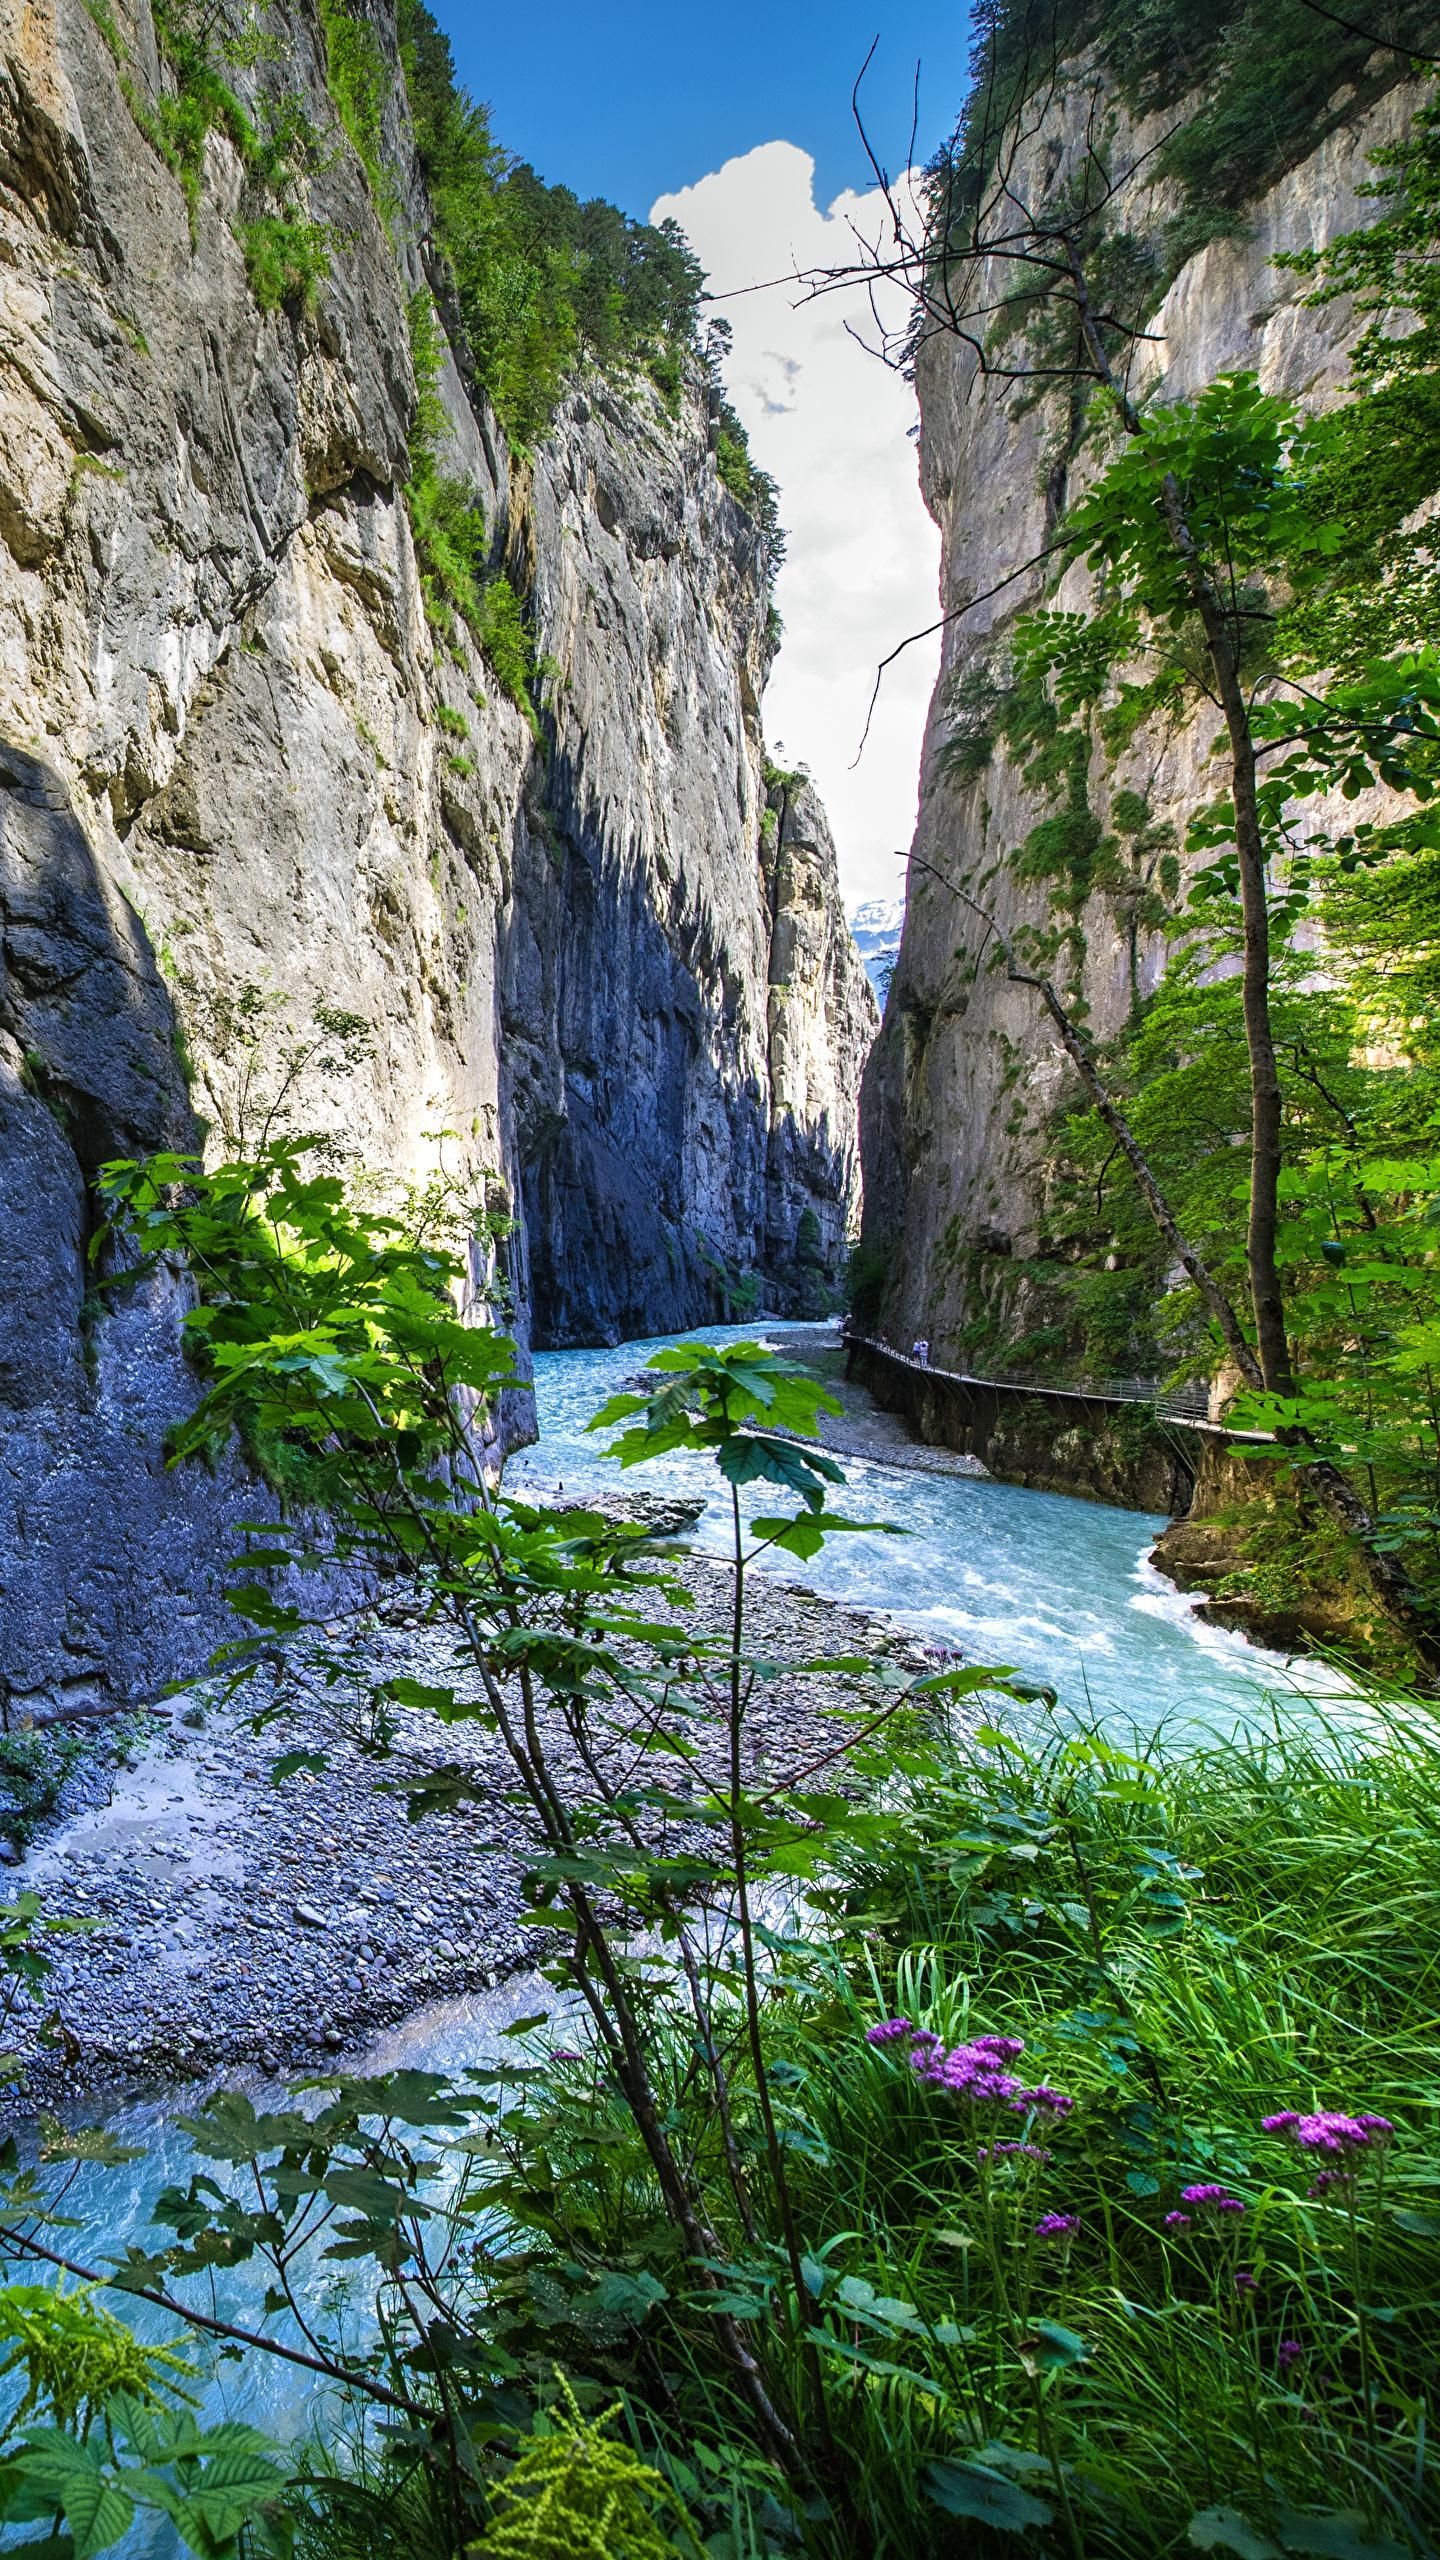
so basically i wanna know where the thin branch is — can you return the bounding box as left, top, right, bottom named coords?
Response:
left=853, top=537, right=1070, bottom=761
left=1294, top=0, right=1440, bottom=63
left=0, top=2225, right=427, bottom=2416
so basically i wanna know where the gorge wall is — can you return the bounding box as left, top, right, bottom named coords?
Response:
left=0, top=0, right=876, bottom=1712
left=860, top=59, right=1422, bottom=1375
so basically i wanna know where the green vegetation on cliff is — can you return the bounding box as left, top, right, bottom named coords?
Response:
left=103, top=0, right=781, bottom=548
left=864, top=1, right=1440, bottom=1661
left=396, top=0, right=705, bottom=448
left=395, top=0, right=781, bottom=576
left=974, top=100, right=1440, bottom=1637
left=943, top=0, right=1435, bottom=270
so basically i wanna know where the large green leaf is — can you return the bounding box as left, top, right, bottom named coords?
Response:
left=1189, top=2512, right=1280, bottom=2558
left=716, top=1433, right=843, bottom=1505
left=1018, top=2321, right=1088, bottom=2372
left=926, top=2459, right=1053, bottom=2530
left=14, top=2437, right=133, bottom=2560
left=1276, top=2513, right=1409, bottom=2560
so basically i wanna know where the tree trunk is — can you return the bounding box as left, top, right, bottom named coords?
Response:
left=1157, top=473, right=1294, bottom=1397
left=931, top=863, right=1440, bottom=1676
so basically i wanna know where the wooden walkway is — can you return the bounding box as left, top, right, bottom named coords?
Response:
left=842, top=1332, right=1272, bottom=1443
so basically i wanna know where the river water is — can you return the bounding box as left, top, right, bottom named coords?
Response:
left=508, top=1319, right=1315, bottom=1745
left=12, top=1319, right=1331, bottom=2493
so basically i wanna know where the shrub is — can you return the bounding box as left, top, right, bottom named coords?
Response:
left=240, top=213, right=331, bottom=313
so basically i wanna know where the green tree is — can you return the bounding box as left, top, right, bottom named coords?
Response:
left=820, top=19, right=1440, bottom=1645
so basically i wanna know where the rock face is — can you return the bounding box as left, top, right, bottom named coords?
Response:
left=860, top=68, right=1424, bottom=1367
left=0, top=0, right=874, bottom=1711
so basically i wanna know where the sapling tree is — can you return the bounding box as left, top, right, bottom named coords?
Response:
left=33, top=1135, right=1005, bottom=2546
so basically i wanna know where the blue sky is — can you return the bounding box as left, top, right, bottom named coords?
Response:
left=427, top=1, right=971, bottom=223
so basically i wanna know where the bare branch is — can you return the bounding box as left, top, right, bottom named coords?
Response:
left=853, top=535, right=1071, bottom=761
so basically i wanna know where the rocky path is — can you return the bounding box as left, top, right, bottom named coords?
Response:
left=10, top=1560, right=942, bottom=2107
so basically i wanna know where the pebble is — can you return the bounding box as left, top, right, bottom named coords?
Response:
left=4, top=1548, right=941, bottom=2111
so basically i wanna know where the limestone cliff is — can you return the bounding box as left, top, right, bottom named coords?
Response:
left=860, top=64, right=1424, bottom=1368
left=0, top=0, right=874, bottom=1712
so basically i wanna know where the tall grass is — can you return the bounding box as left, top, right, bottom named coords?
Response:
left=301, top=1700, right=1440, bottom=2557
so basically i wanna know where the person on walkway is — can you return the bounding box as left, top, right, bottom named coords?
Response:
left=912, top=1338, right=930, bottom=1366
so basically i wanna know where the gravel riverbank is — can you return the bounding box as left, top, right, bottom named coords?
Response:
left=9, top=1556, right=944, bottom=2109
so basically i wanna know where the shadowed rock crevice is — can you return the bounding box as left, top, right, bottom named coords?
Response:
left=0, top=743, right=268, bottom=1717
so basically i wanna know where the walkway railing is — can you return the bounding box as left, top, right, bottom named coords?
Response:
left=843, top=1331, right=1270, bottom=1441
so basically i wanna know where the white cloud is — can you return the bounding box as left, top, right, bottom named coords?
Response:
left=652, top=143, right=940, bottom=913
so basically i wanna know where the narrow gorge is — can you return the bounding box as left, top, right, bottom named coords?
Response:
left=1, top=6, right=1439, bottom=2550
left=0, top=0, right=875, bottom=1713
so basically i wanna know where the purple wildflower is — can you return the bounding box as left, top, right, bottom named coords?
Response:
left=548, top=2048, right=582, bottom=2065
left=1163, top=2211, right=1192, bottom=2230
left=867, top=2017, right=918, bottom=2047
left=977, top=2141, right=1052, bottom=2165
left=1261, top=2110, right=1393, bottom=2158
left=868, top=2021, right=1072, bottom=2119
left=1035, top=2212, right=1080, bottom=2243
left=1025, top=2084, right=1075, bottom=2120
left=1180, top=2183, right=1246, bottom=2217
left=1278, top=2340, right=1303, bottom=2370
left=1234, top=2268, right=1258, bottom=2294
left=1307, top=2167, right=1355, bottom=2198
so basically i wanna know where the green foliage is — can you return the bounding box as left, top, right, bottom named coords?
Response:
left=315, top=0, right=394, bottom=215
left=239, top=212, right=331, bottom=313
left=394, top=2, right=780, bottom=563
left=933, top=0, right=1431, bottom=277
left=95, top=1137, right=516, bottom=1500
left=936, top=104, right=1440, bottom=1554
left=0, top=2287, right=193, bottom=2436
left=1277, top=98, right=1440, bottom=680
left=102, top=0, right=332, bottom=306
left=402, top=296, right=542, bottom=721
left=0, top=2396, right=288, bottom=2559
left=139, top=0, right=258, bottom=218
left=0, top=1729, right=84, bottom=1854
left=1146, top=0, right=1434, bottom=264
left=397, top=0, right=705, bottom=451
left=0, top=1894, right=100, bottom=2088
left=475, top=575, right=538, bottom=723
left=705, top=322, right=785, bottom=567
left=471, top=2378, right=690, bottom=2560
left=940, top=608, right=1181, bottom=990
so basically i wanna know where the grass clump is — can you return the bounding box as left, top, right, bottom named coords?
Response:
left=432, top=1699, right=1440, bottom=2555
left=239, top=211, right=332, bottom=314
